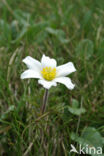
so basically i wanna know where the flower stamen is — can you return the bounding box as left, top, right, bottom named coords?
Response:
left=41, top=67, right=56, bottom=81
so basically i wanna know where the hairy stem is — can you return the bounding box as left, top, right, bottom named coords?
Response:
left=41, top=89, right=49, bottom=114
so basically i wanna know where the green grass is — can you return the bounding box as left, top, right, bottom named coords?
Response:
left=0, top=0, right=104, bottom=155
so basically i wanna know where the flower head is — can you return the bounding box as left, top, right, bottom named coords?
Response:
left=21, top=54, right=76, bottom=89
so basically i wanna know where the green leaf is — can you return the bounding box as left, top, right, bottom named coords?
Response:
left=68, top=106, right=86, bottom=116
left=12, top=21, right=48, bottom=43
left=81, top=10, right=92, bottom=28
left=14, top=9, right=30, bottom=26
left=82, top=127, right=103, bottom=147
left=68, top=99, right=86, bottom=116
left=71, top=127, right=104, bottom=155
left=72, top=99, right=79, bottom=108
left=76, top=39, right=94, bottom=60
left=12, top=27, right=28, bottom=43
left=46, top=27, right=69, bottom=43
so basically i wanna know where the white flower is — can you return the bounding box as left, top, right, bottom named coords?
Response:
left=21, top=54, right=76, bottom=90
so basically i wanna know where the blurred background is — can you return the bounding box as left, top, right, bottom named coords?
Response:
left=0, top=0, right=104, bottom=155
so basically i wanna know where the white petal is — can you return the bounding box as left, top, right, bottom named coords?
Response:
left=38, top=79, right=57, bottom=89
left=21, top=69, right=42, bottom=79
left=41, top=54, right=57, bottom=68
left=54, top=77, right=75, bottom=90
left=56, top=62, right=76, bottom=77
left=23, top=56, right=41, bottom=71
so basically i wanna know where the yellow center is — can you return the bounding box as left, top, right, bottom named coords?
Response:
left=41, top=67, right=56, bottom=81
